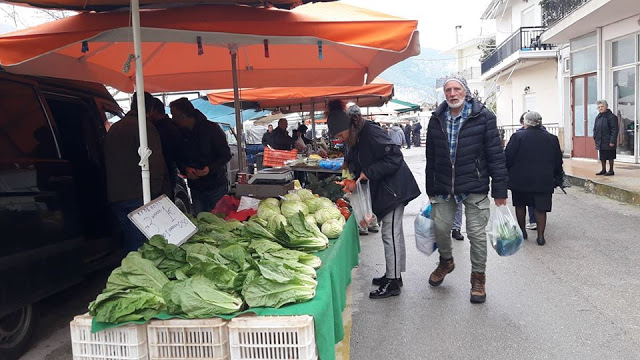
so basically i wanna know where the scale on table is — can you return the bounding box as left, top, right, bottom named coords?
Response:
left=248, top=167, right=294, bottom=184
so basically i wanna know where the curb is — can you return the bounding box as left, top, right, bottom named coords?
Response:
left=565, top=174, right=640, bottom=207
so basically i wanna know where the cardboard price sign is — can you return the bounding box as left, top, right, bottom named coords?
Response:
left=128, top=195, right=197, bottom=246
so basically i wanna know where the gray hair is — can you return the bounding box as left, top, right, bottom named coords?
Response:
left=524, top=111, right=542, bottom=127
left=596, top=99, right=608, bottom=108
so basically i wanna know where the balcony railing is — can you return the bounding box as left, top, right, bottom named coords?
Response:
left=481, top=27, right=557, bottom=74
left=541, top=0, right=591, bottom=27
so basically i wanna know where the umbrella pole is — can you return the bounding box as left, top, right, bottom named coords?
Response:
left=131, top=0, right=151, bottom=204
left=311, top=100, right=317, bottom=151
left=229, top=45, right=246, bottom=172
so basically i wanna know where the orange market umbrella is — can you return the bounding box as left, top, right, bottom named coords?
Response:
left=0, top=2, right=419, bottom=193
left=0, top=3, right=419, bottom=92
left=207, top=81, right=394, bottom=112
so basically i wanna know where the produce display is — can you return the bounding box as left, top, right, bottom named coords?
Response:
left=89, top=188, right=352, bottom=324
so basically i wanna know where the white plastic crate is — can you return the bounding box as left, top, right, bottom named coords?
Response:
left=70, top=314, right=149, bottom=360
left=147, top=318, right=230, bottom=360
left=228, top=315, right=317, bottom=360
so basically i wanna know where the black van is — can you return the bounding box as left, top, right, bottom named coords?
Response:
left=0, top=71, right=190, bottom=359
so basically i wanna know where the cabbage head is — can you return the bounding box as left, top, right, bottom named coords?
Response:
left=321, top=219, right=344, bottom=238
left=317, top=197, right=335, bottom=210
left=259, top=198, right=280, bottom=208
left=257, top=202, right=280, bottom=220
left=296, top=189, right=315, bottom=201
left=304, top=198, right=322, bottom=213
left=280, top=200, right=309, bottom=218
left=267, top=214, right=287, bottom=233
left=283, top=193, right=301, bottom=202
left=314, top=206, right=342, bottom=225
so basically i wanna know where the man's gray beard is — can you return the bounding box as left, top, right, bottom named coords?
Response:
left=446, top=99, right=464, bottom=110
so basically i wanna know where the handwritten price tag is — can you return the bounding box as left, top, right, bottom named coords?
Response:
left=128, top=195, right=197, bottom=246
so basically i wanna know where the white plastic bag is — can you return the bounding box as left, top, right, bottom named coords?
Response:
left=346, top=179, right=373, bottom=229
left=415, top=201, right=437, bottom=256
left=490, top=205, right=524, bottom=256
left=237, top=196, right=260, bottom=211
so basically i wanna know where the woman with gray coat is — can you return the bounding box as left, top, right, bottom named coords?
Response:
left=593, top=100, right=618, bottom=176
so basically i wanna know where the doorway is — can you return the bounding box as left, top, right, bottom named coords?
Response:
left=571, top=73, right=598, bottom=158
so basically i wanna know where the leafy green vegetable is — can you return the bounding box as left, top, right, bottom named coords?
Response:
left=280, top=200, right=309, bottom=218
left=242, top=274, right=317, bottom=308
left=162, top=276, right=243, bottom=317
left=321, top=219, right=344, bottom=238
left=257, top=202, right=281, bottom=221
left=267, top=214, right=287, bottom=233
left=304, top=198, right=322, bottom=213
left=283, top=193, right=301, bottom=202
left=296, top=189, right=315, bottom=201
left=275, top=212, right=328, bottom=252
left=314, top=207, right=342, bottom=225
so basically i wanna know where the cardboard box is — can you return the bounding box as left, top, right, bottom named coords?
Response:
left=235, top=181, right=294, bottom=199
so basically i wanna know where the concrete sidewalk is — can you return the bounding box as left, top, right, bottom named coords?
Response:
left=563, top=158, right=640, bottom=206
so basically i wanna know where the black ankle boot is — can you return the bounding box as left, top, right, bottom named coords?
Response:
left=369, top=279, right=401, bottom=299
left=372, top=275, right=403, bottom=287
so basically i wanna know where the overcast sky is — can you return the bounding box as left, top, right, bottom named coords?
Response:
left=342, top=0, right=495, bottom=51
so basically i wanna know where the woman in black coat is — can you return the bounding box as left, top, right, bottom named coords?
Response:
left=593, top=100, right=618, bottom=176
left=327, top=100, right=420, bottom=299
left=505, top=111, right=563, bottom=246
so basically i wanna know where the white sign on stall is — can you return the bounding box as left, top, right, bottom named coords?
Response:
left=128, top=195, right=197, bottom=246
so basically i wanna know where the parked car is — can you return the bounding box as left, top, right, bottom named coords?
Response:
left=0, top=71, right=184, bottom=359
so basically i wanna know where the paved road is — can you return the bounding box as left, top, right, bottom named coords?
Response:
left=350, top=147, right=640, bottom=360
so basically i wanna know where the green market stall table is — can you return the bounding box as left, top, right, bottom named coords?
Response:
left=87, top=216, right=360, bottom=360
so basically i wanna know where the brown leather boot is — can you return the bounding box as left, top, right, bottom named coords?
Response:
left=470, top=272, right=486, bottom=303
left=428, top=256, right=454, bottom=286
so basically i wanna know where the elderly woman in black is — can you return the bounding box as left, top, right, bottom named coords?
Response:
left=593, top=100, right=618, bottom=176
left=505, top=112, right=563, bottom=246
left=327, top=100, right=420, bottom=298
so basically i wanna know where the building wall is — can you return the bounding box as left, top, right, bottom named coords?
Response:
left=495, top=1, right=543, bottom=45
left=494, top=60, right=559, bottom=127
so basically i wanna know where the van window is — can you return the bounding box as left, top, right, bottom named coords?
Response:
left=0, top=80, right=58, bottom=161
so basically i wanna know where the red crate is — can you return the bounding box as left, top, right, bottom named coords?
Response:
left=262, top=147, right=298, bottom=168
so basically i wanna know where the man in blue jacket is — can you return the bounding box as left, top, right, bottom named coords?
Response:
left=425, top=75, right=508, bottom=304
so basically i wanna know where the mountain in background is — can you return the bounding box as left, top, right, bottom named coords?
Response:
left=380, top=47, right=455, bottom=106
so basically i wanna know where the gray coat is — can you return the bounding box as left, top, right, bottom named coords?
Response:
left=593, top=109, right=618, bottom=150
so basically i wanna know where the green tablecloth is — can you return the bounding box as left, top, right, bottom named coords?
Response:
left=93, top=216, right=360, bottom=360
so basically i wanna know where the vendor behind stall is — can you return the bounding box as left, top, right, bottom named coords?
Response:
left=272, top=118, right=296, bottom=150
left=169, top=97, right=231, bottom=214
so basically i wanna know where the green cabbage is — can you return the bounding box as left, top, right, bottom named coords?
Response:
left=280, top=200, right=309, bottom=218
left=296, top=189, right=315, bottom=200
left=257, top=203, right=280, bottom=220
left=314, top=206, right=342, bottom=225
left=321, top=219, right=344, bottom=238
left=317, top=197, right=335, bottom=210
left=304, top=198, right=322, bottom=213
left=259, top=198, right=280, bottom=208
left=283, top=193, right=301, bottom=202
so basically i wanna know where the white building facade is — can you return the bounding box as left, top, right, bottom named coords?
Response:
left=542, top=0, right=640, bottom=163
left=480, top=0, right=562, bottom=148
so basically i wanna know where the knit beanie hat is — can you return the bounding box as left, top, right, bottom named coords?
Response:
left=327, top=100, right=351, bottom=137
left=443, top=74, right=473, bottom=101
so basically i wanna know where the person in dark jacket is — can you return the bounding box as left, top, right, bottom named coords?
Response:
left=426, top=75, right=508, bottom=304
left=169, top=98, right=232, bottom=214
left=105, top=91, right=168, bottom=252
left=505, top=111, right=563, bottom=246
left=516, top=112, right=538, bottom=231
left=403, top=122, right=412, bottom=149
left=412, top=121, right=422, bottom=147
left=261, top=124, right=274, bottom=147
left=149, top=98, right=183, bottom=200
left=593, top=100, right=618, bottom=176
left=328, top=100, right=420, bottom=299
left=271, top=118, right=296, bottom=150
